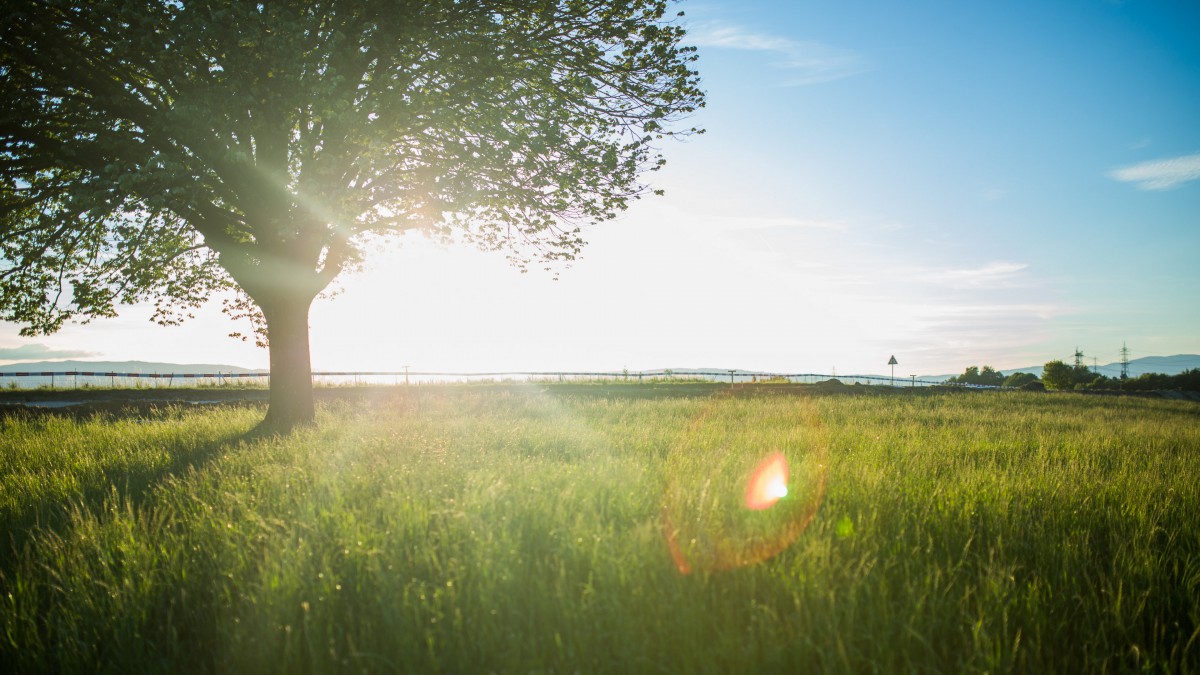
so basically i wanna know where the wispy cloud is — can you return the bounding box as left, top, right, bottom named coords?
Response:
left=876, top=290, right=1072, bottom=374
left=921, top=261, right=1031, bottom=290
left=0, top=343, right=97, bottom=362
left=1109, top=153, right=1200, bottom=190
left=690, top=23, right=869, bottom=85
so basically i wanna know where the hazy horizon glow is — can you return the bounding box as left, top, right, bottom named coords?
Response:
left=3, top=0, right=1198, bottom=377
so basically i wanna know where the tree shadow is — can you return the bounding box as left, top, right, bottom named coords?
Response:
left=0, top=402, right=269, bottom=574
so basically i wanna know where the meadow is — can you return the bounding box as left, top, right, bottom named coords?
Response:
left=1, top=384, right=1197, bottom=674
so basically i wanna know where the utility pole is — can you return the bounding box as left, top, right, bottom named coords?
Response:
left=1120, top=342, right=1131, bottom=380
left=1073, top=347, right=1084, bottom=369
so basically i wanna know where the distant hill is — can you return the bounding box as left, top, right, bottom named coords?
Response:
left=1101, top=354, right=1200, bottom=377
left=0, top=360, right=265, bottom=374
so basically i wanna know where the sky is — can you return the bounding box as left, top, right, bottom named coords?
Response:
left=2, top=0, right=1198, bottom=377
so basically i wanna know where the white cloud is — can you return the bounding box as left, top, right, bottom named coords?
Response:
left=690, top=23, right=869, bottom=85
left=1109, top=153, right=1200, bottom=190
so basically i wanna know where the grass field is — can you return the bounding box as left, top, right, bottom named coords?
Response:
left=1, top=384, right=1198, bottom=673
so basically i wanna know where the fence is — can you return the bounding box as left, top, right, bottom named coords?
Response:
left=0, top=369, right=974, bottom=390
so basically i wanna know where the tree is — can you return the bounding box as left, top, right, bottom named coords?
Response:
left=0, top=0, right=704, bottom=429
left=1002, top=371, right=1038, bottom=388
left=946, top=364, right=1004, bottom=386
left=977, top=365, right=1003, bottom=386
left=1041, top=360, right=1073, bottom=390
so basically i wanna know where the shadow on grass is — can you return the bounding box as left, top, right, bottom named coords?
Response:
left=0, top=402, right=269, bottom=574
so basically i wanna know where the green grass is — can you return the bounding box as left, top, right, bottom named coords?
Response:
left=1, top=386, right=1197, bottom=673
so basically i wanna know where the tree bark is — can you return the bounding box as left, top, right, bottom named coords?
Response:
left=259, top=291, right=317, bottom=430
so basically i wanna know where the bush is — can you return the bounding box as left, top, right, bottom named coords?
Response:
left=1003, top=372, right=1039, bottom=388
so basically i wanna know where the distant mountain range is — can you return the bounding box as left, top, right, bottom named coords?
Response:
left=0, top=360, right=265, bottom=374
left=2, top=355, right=1198, bottom=381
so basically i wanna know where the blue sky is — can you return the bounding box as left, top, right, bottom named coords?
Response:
left=2, top=0, right=1198, bottom=376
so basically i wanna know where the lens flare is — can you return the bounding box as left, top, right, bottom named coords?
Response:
left=745, top=452, right=789, bottom=510
left=662, top=393, right=828, bottom=575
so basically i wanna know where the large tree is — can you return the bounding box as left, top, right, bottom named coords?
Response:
left=0, top=0, right=704, bottom=428
left=1041, top=360, right=1074, bottom=390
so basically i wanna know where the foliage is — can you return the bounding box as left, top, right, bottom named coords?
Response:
left=0, top=0, right=705, bottom=426
left=1, top=0, right=704, bottom=328
left=1041, top=360, right=1075, bottom=390
left=945, top=364, right=1005, bottom=386
left=1, top=387, right=1198, bottom=673
left=1129, top=368, right=1200, bottom=391
left=1076, top=368, right=1200, bottom=392
left=1037, top=359, right=1200, bottom=392
left=1002, top=371, right=1039, bottom=388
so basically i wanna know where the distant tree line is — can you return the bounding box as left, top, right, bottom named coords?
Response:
left=947, top=361, right=1200, bottom=392
left=945, top=365, right=1038, bottom=388
left=1041, top=361, right=1200, bottom=392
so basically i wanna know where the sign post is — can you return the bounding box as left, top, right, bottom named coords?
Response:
left=888, top=355, right=898, bottom=385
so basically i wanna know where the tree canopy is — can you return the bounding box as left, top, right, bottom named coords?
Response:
left=1001, top=371, right=1039, bottom=388
left=1040, top=360, right=1075, bottom=390
left=1041, top=362, right=1200, bottom=392
left=945, top=364, right=1005, bottom=387
left=0, top=0, right=705, bottom=427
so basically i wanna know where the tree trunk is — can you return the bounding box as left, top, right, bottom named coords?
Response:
left=259, top=291, right=317, bottom=431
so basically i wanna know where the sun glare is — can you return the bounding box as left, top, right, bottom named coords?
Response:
left=745, top=452, right=789, bottom=511
left=768, top=479, right=789, bottom=499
